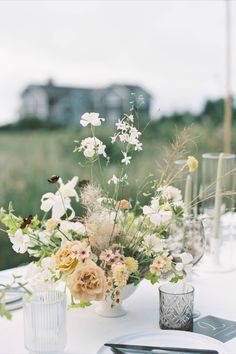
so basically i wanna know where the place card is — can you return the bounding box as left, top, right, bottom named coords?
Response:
left=194, top=315, right=236, bottom=343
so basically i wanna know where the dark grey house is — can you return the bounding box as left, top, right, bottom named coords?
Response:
left=19, top=79, right=151, bottom=125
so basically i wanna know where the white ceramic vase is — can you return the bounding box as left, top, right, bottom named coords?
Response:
left=95, top=283, right=137, bottom=318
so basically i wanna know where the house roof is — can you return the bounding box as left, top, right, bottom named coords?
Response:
left=21, top=80, right=151, bottom=98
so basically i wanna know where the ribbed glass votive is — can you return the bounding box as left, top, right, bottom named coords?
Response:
left=24, top=291, right=67, bottom=354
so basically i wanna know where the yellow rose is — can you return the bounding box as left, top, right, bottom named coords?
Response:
left=117, top=199, right=131, bottom=209
left=112, top=264, right=129, bottom=287
left=67, top=260, right=107, bottom=301
left=187, top=156, right=198, bottom=172
left=55, top=242, right=78, bottom=272
left=46, top=218, right=59, bottom=233
left=124, top=257, right=138, bottom=273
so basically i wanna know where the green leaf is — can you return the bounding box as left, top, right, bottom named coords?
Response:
left=0, top=303, right=12, bottom=320
left=145, top=272, right=159, bottom=285
left=170, top=274, right=184, bottom=283
left=68, top=301, right=92, bottom=309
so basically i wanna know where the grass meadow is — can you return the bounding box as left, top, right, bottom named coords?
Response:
left=0, top=120, right=231, bottom=269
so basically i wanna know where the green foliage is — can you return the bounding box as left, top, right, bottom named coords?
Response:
left=145, top=272, right=159, bottom=285
left=68, top=301, right=92, bottom=309
left=170, top=274, right=184, bottom=283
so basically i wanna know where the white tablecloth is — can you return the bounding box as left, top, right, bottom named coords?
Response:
left=0, top=265, right=236, bottom=354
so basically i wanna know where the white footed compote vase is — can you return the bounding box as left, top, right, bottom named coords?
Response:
left=95, top=283, right=137, bottom=318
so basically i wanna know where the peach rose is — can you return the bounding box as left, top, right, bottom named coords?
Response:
left=67, top=260, right=107, bottom=301
left=55, top=242, right=78, bottom=272
left=117, top=199, right=131, bottom=209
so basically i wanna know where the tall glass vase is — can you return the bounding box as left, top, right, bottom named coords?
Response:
left=200, top=152, right=236, bottom=272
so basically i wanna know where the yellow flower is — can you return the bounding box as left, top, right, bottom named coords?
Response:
left=55, top=242, right=78, bottom=272
left=124, top=257, right=138, bottom=273
left=149, top=255, right=173, bottom=275
left=187, top=156, right=198, bottom=172
left=112, top=264, right=129, bottom=287
left=67, top=260, right=107, bottom=301
left=46, top=218, right=59, bottom=233
left=117, top=199, right=131, bottom=209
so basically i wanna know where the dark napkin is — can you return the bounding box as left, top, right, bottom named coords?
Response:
left=194, top=315, right=236, bottom=343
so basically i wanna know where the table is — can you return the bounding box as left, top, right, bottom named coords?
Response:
left=0, top=265, right=236, bottom=353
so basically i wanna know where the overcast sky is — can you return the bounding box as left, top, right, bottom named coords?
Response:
left=0, top=0, right=236, bottom=123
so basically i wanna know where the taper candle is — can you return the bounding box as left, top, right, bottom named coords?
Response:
left=212, top=153, right=224, bottom=239
left=184, top=174, right=192, bottom=215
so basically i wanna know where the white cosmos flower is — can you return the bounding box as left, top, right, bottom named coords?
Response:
left=41, top=176, right=79, bottom=220
left=121, top=151, right=132, bottom=165
left=80, top=112, right=105, bottom=127
left=80, top=137, right=106, bottom=158
left=10, top=229, right=30, bottom=254
left=143, top=198, right=173, bottom=226
left=158, top=186, right=182, bottom=202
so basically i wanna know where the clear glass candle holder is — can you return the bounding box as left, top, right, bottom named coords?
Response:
left=201, top=153, right=235, bottom=215
left=24, top=291, right=67, bottom=354
left=200, top=153, right=236, bottom=265
left=159, top=283, right=194, bottom=331
left=173, top=159, right=198, bottom=216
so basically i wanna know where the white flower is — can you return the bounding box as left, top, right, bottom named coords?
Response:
left=58, top=176, right=79, bottom=201
left=119, top=133, right=129, bottom=143
left=127, top=114, right=134, bottom=122
left=38, top=230, right=51, bottom=245
left=80, top=137, right=106, bottom=158
left=10, top=229, right=30, bottom=254
left=158, top=186, right=182, bottom=202
left=142, top=234, right=163, bottom=255
left=41, top=176, right=79, bottom=219
left=121, top=151, right=132, bottom=165
left=80, top=112, right=105, bottom=127
left=143, top=198, right=172, bottom=226
left=111, top=135, right=118, bottom=144
left=175, top=252, right=193, bottom=275
left=25, top=258, right=58, bottom=291
left=134, top=141, right=143, bottom=151
left=108, top=174, right=119, bottom=185
left=71, top=242, right=91, bottom=261
left=180, top=252, right=193, bottom=265
left=116, top=120, right=128, bottom=131
left=59, top=220, right=85, bottom=236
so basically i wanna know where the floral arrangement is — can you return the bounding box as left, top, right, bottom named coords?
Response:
left=0, top=108, right=198, bottom=313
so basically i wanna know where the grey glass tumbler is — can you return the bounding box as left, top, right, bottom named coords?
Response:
left=24, top=291, right=67, bottom=354
left=159, top=283, right=194, bottom=331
